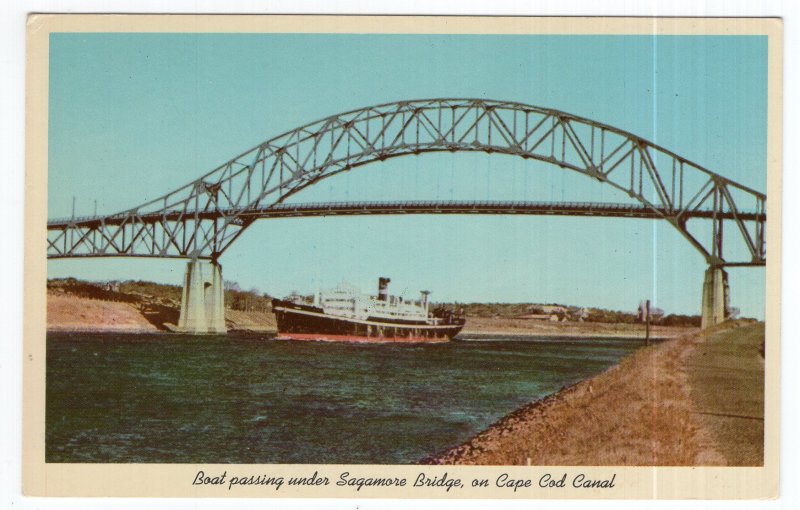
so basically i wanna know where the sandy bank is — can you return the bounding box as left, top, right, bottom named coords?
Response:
left=47, top=292, right=277, bottom=334
left=47, top=293, right=160, bottom=333
left=425, top=321, right=764, bottom=466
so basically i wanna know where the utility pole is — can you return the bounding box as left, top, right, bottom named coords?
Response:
left=645, top=299, right=651, bottom=346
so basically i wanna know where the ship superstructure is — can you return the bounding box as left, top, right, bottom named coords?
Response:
left=272, top=277, right=465, bottom=343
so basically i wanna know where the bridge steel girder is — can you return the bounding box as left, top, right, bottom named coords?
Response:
left=46, top=98, right=767, bottom=266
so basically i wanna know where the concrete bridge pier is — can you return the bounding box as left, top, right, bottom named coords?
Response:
left=177, top=259, right=227, bottom=334
left=701, top=266, right=730, bottom=329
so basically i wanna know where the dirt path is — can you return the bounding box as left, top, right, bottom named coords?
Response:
left=425, top=322, right=764, bottom=466
left=686, top=323, right=765, bottom=466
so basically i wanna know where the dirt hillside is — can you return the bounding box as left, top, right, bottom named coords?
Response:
left=47, top=293, right=159, bottom=332
left=47, top=291, right=278, bottom=333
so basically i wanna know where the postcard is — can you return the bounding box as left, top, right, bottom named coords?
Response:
left=24, top=14, right=782, bottom=498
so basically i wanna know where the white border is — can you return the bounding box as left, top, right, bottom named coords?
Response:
left=3, top=1, right=798, bottom=509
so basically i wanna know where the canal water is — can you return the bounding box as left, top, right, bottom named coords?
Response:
left=46, top=333, right=642, bottom=463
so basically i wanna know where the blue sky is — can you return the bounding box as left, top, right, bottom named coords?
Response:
left=47, top=33, right=768, bottom=318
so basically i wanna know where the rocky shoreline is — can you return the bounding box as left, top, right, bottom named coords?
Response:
left=423, top=321, right=764, bottom=466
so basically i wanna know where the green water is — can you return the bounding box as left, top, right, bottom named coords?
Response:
left=46, top=332, right=641, bottom=463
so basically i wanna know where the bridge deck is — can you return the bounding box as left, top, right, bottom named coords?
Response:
left=48, top=200, right=763, bottom=228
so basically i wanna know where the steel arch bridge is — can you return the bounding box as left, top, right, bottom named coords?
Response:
left=47, top=98, right=766, bottom=268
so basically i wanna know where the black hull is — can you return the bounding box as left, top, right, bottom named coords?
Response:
left=272, top=299, right=464, bottom=342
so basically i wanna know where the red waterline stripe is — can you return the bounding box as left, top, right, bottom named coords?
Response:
left=275, top=333, right=450, bottom=344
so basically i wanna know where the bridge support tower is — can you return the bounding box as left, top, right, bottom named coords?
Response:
left=177, top=259, right=227, bottom=334
left=701, top=266, right=730, bottom=330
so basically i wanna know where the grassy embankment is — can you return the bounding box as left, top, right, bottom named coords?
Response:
left=425, top=321, right=764, bottom=466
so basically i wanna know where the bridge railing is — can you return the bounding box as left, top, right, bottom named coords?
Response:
left=47, top=200, right=690, bottom=226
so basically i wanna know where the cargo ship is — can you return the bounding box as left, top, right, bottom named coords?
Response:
left=272, top=277, right=465, bottom=343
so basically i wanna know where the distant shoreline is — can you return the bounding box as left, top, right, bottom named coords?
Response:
left=458, top=330, right=677, bottom=340
left=46, top=290, right=696, bottom=339
left=459, top=316, right=695, bottom=339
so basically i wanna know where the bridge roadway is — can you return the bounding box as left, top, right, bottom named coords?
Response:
left=47, top=200, right=763, bottom=228
left=46, top=199, right=763, bottom=334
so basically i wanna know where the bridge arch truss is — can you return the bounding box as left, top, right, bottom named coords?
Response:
left=47, top=98, right=767, bottom=267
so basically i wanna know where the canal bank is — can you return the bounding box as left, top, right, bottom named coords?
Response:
left=425, top=321, right=764, bottom=466
left=47, top=292, right=276, bottom=334
left=47, top=292, right=695, bottom=339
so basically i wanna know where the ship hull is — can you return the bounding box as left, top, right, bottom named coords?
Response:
left=272, top=299, right=464, bottom=343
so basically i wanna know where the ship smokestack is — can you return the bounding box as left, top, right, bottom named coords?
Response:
left=378, top=277, right=391, bottom=301
left=420, top=290, right=430, bottom=311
